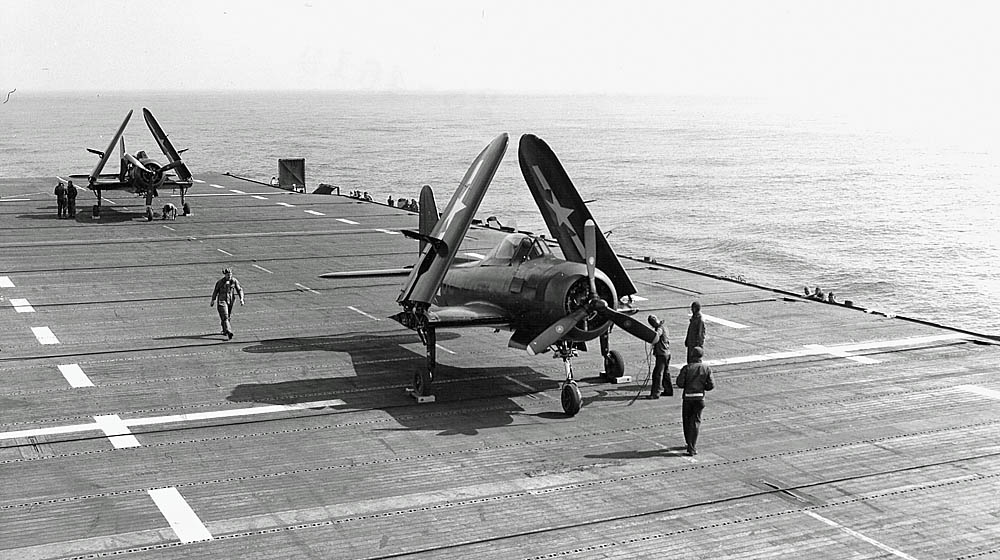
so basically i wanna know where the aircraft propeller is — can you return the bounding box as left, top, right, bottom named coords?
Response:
left=123, top=153, right=152, bottom=173
left=527, top=220, right=657, bottom=355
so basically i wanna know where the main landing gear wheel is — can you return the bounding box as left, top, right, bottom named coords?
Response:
left=603, top=349, right=625, bottom=380
left=145, top=207, right=153, bottom=221
left=561, top=381, right=582, bottom=417
left=414, top=369, right=433, bottom=397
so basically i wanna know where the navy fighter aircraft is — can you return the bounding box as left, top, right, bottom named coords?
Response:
left=69, top=108, right=194, bottom=220
left=323, top=133, right=656, bottom=416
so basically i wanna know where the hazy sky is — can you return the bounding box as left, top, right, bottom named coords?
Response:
left=2, top=0, right=998, bottom=111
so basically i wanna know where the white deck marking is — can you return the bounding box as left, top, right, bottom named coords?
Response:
left=192, top=179, right=206, bottom=183
left=804, top=511, right=918, bottom=560
left=0, top=399, right=346, bottom=442
left=252, top=195, right=268, bottom=200
left=504, top=376, right=541, bottom=399
left=10, top=298, right=35, bottom=312
left=304, top=210, right=325, bottom=216
left=229, top=189, right=246, bottom=194
left=148, top=487, right=213, bottom=544
left=347, top=306, right=380, bottom=320
left=0, top=198, right=30, bottom=202
left=700, top=313, right=749, bottom=329
left=376, top=228, right=401, bottom=235
left=435, top=344, right=456, bottom=355
left=336, top=218, right=360, bottom=225
left=216, top=249, right=232, bottom=256
left=162, top=225, right=176, bottom=231
left=295, top=283, right=320, bottom=295
left=31, top=326, right=59, bottom=344
left=210, top=184, right=226, bottom=189
left=58, top=364, right=94, bottom=388
left=804, top=344, right=880, bottom=364
left=252, top=264, right=273, bottom=274
left=93, top=415, right=141, bottom=448
left=629, top=295, right=648, bottom=302
left=669, top=333, right=971, bottom=370
left=277, top=202, right=295, bottom=207
left=0, top=276, right=14, bottom=288
left=956, top=385, right=1000, bottom=400
left=463, top=252, right=486, bottom=259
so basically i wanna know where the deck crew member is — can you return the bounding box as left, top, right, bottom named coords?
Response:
left=66, top=180, right=78, bottom=218
left=162, top=202, right=178, bottom=220
left=210, top=268, right=244, bottom=340
left=646, top=315, right=672, bottom=398
left=685, top=301, right=706, bottom=363
left=54, top=181, right=67, bottom=218
left=675, top=346, right=714, bottom=456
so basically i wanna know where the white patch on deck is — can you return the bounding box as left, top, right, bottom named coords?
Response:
left=252, top=195, right=268, bottom=200
left=216, top=249, right=232, bottom=256
left=148, top=487, right=213, bottom=544
left=0, top=277, right=15, bottom=288
left=700, top=313, right=749, bottom=329
left=10, top=298, right=34, bottom=312
left=347, top=306, right=380, bottom=320
left=31, top=326, right=59, bottom=344
left=58, top=364, right=94, bottom=388
left=295, top=283, right=320, bottom=295
left=252, top=264, right=273, bottom=274
left=210, top=184, right=226, bottom=189
left=277, top=202, right=295, bottom=207
left=435, top=344, right=456, bottom=355
left=337, top=218, right=360, bottom=225
left=304, top=210, right=325, bottom=216
left=376, top=228, right=401, bottom=235
left=93, top=414, right=141, bottom=448
left=162, top=225, right=175, bottom=231
left=463, top=252, right=486, bottom=259
left=956, top=385, right=1000, bottom=400
left=229, top=189, right=246, bottom=194
left=803, top=511, right=918, bottom=560
left=803, top=344, right=881, bottom=364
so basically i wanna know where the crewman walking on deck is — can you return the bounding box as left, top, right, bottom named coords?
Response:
left=210, top=268, right=244, bottom=340
left=675, top=346, right=714, bottom=456
left=54, top=181, right=67, bottom=218
left=685, top=301, right=706, bottom=363
left=646, top=315, right=672, bottom=398
left=66, top=180, right=78, bottom=218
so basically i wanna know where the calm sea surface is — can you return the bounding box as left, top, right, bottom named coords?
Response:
left=2, top=91, right=997, bottom=335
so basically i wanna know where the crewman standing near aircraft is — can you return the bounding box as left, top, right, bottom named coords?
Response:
left=66, top=180, right=78, bottom=218
left=646, top=315, right=671, bottom=398
left=675, top=346, right=714, bottom=456
left=54, top=181, right=67, bottom=218
left=210, top=268, right=244, bottom=340
left=685, top=301, right=706, bottom=363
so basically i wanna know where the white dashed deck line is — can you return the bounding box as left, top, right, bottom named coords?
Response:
left=31, top=326, right=59, bottom=344
left=294, top=283, right=320, bottom=295
left=0, top=276, right=14, bottom=288
left=192, top=179, right=206, bottom=183
left=376, top=229, right=401, bottom=235
left=252, top=195, right=268, bottom=200
left=699, top=313, right=749, bottom=329
left=347, top=306, right=380, bottom=321
left=463, top=252, right=486, bottom=259
left=217, top=249, right=233, bottom=256
left=10, top=298, right=35, bottom=313
left=229, top=189, right=246, bottom=194
left=210, top=184, right=226, bottom=189
left=803, top=511, right=918, bottom=560
left=276, top=202, right=295, bottom=207
left=58, top=364, right=94, bottom=388
left=336, top=218, right=360, bottom=225
left=0, top=399, right=347, bottom=442
left=956, top=385, right=1000, bottom=400
left=162, top=225, right=176, bottom=231
left=435, top=344, right=456, bottom=355
left=251, top=264, right=273, bottom=274
left=93, top=415, right=141, bottom=449
left=804, top=344, right=881, bottom=364
left=629, top=295, right=649, bottom=302
left=304, top=210, right=325, bottom=216
left=148, top=488, right=214, bottom=544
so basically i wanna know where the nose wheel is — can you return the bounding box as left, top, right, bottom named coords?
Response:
left=556, top=342, right=583, bottom=416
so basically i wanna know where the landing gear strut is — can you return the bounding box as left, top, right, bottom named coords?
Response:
left=555, top=342, right=582, bottom=416
left=599, top=332, right=625, bottom=380
left=409, top=323, right=436, bottom=403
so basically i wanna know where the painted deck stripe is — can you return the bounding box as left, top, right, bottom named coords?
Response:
left=304, top=210, right=325, bottom=216
left=0, top=198, right=30, bottom=202
left=162, top=225, right=176, bottom=231
left=630, top=295, right=649, bottom=302
left=31, top=326, right=59, bottom=344
left=804, top=511, right=917, bottom=560
left=93, top=414, right=141, bottom=449
left=956, top=385, right=1000, bottom=400
left=295, top=283, right=320, bottom=295
left=217, top=249, right=232, bottom=256
left=10, top=298, right=35, bottom=312
left=252, top=195, right=268, bottom=200
left=229, top=189, right=246, bottom=194
left=148, top=487, right=213, bottom=544
left=210, top=184, right=226, bottom=189
left=58, top=364, right=94, bottom=388
left=277, top=202, right=295, bottom=207
left=463, top=252, right=486, bottom=259
left=700, top=313, right=749, bottom=329
left=435, top=344, right=456, bottom=355
left=376, top=228, right=401, bottom=235
left=0, top=399, right=346, bottom=441
left=252, top=264, right=273, bottom=274
left=337, top=218, right=360, bottom=225
left=347, top=306, right=380, bottom=320
left=1, top=276, right=15, bottom=288
left=804, top=344, right=881, bottom=364
left=192, top=179, right=206, bottom=183
left=504, top=376, right=542, bottom=399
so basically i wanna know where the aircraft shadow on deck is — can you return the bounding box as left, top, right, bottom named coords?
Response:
left=233, top=332, right=562, bottom=434
left=19, top=205, right=147, bottom=223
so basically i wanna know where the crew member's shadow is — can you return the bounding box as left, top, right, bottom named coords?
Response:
left=585, top=446, right=689, bottom=460
left=233, top=332, right=560, bottom=434
left=19, top=206, right=140, bottom=223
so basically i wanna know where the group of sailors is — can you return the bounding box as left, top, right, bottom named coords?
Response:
left=804, top=286, right=837, bottom=303
left=385, top=195, right=419, bottom=211
left=349, top=190, right=373, bottom=201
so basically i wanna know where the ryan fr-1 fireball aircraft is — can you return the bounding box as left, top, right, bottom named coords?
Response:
left=69, top=108, right=194, bottom=220
left=323, top=133, right=657, bottom=416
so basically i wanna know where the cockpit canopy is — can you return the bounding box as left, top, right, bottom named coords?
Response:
left=480, top=233, right=552, bottom=266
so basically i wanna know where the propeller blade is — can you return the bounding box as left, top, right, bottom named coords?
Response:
left=527, top=308, right=589, bottom=355
left=584, top=219, right=597, bottom=296
left=597, top=306, right=658, bottom=344
left=123, top=153, right=151, bottom=173
left=158, top=160, right=184, bottom=173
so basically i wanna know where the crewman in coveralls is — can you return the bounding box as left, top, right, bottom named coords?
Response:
left=210, top=268, right=244, bottom=340
left=54, top=181, right=67, bottom=218
left=66, top=180, right=78, bottom=218
left=675, top=346, right=715, bottom=456
left=646, top=315, right=672, bottom=398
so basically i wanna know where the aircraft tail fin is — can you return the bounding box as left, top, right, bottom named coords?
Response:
left=418, top=184, right=439, bottom=254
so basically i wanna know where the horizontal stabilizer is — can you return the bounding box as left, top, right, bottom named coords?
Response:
left=320, top=267, right=412, bottom=278
left=400, top=229, right=448, bottom=254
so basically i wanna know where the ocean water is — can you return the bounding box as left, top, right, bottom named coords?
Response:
left=2, top=91, right=997, bottom=335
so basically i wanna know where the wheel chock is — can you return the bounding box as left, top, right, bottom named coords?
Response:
left=405, top=388, right=436, bottom=403
left=605, top=374, right=633, bottom=384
